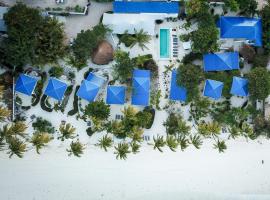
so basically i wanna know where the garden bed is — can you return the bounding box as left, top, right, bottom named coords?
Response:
left=67, top=86, right=80, bottom=116
left=40, top=95, right=53, bottom=112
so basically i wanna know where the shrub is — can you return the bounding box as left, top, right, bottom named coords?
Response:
left=86, top=127, right=95, bottom=137
left=68, top=86, right=79, bottom=116
left=32, top=117, right=55, bottom=134
left=49, top=66, right=64, bottom=78
left=40, top=95, right=53, bottom=112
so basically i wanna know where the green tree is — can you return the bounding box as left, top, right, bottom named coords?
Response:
left=67, top=140, right=85, bottom=157
left=96, top=134, right=113, bottom=152
left=248, top=68, right=270, bottom=100
left=189, top=135, right=203, bottom=149
left=114, top=142, right=131, bottom=160
left=130, top=142, right=141, bottom=154
left=151, top=135, right=166, bottom=152
left=130, top=29, right=151, bottom=50
left=84, top=101, right=110, bottom=121
left=177, top=64, right=203, bottom=102
left=163, top=113, right=191, bottom=136
left=177, top=135, right=189, bottom=151
left=166, top=135, right=178, bottom=152
left=49, top=66, right=64, bottom=78
left=236, top=0, right=258, bottom=16
left=30, top=132, right=52, bottom=154
left=0, top=106, right=10, bottom=121
left=190, top=97, right=211, bottom=123
left=213, top=140, right=227, bottom=153
left=7, top=137, right=27, bottom=158
left=32, top=117, right=55, bottom=134
left=260, top=0, right=270, bottom=53
left=58, top=123, right=76, bottom=141
left=186, top=0, right=209, bottom=19
left=225, top=0, right=239, bottom=12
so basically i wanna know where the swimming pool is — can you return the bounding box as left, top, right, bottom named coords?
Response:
left=160, top=29, right=170, bottom=59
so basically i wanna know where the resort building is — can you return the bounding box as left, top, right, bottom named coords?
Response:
left=44, top=78, right=68, bottom=101
left=169, top=70, right=187, bottom=102
left=15, top=74, right=38, bottom=96
left=230, top=76, right=249, bottom=97
left=203, top=79, right=224, bottom=100
left=106, top=86, right=126, bottom=105
left=132, top=69, right=150, bottom=106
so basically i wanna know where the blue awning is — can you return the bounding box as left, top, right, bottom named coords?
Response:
left=203, top=79, right=224, bottom=100
left=169, top=70, right=187, bottom=102
left=113, top=1, right=179, bottom=14
left=203, top=52, right=239, bottom=71
left=218, top=16, right=262, bottom=47
left=15, top=74, right=38, bottom=96
left=132, top=69, right=150, bottom=106
left=86, top=73, right=105, bottom=87
left=106, top=86, right=126, bottom=105
left=230, top=76, right=249, bottom=97
left=44, top=78, right=67, bottom=101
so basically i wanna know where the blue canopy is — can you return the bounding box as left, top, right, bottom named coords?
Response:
left=230, top=76, right=249, bottom=97
left=203, top=52, right=239, bottom=71
left=218, top=16, right=262, bottom=47
left=106, top=86, right=126, bottom=105
left=44, top=78, right=67, bottom=101
left=76, top=80, right=100, bottom=102
left=169, top=70, right=187, bottom=102
left=86, top=73, right=105, bottom=87
left=15, top=74, right=38, bottom=96
left=203, top=79, right=224, bottom=100
left=132, top=69, right=150, bottom=106
left=113, top=1, right=179, bottom=14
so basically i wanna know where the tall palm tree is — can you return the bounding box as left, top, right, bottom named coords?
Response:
left=7, top=137, right=27, bottom=158
left=58, top=123, right=76, bottom=141
left=114, top=142, right=131, bottom=160
left=151, top=135, right=166, bottom=152
left=166, top=135, right=178, bottom=152
left=189, top=135, right=203, bottom=149
left=177, top=135, right=189, bottom=151
left=130, top=141, right=140, bottom=154
left=0, top=106, right=10, bottom=122
left=228, top=126, right=241, bottom=139
left=135, top=54, right=151, bottom=67
left=213, top=140, right=227, bottom=153
left=130, top=29, right=151, bottom=50
left=96, top=134, right=113, bottom=152
left=67, top=140, right=85, bottom=157
left=30, top=132, right=52, bottom=154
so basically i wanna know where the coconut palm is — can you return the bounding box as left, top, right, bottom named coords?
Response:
left=96, top=134, right=113, bottom=152
left=58, top=123, right=76, bottom=141
left=130, top=126, right=143, bottom=143
left=130, top=29, right=151, bottom=50
left=135, top=54, right=151, bottom=67
left=130, top=141, right=140, bottom=154
left=166, top=135, right=178, bottom=152
left=189, top=135, right=203, bottom=149
left=151, top=135, right=166, bottom=152
left=241, top=123, right=256, bottom=140
left=11, top=121, right=28, bottom=138
left=228, top=126, right=241, bottom=139
left=0, top=106, right=10, bottom=122
left=30, top=132, right=52, bottom=154
left=122, top=106, right=138, bottom=118
left=213, top=140, right=227, bottom=153
left=177, top=135, right=189, bottom=151
left=7, top=137, right=27, bottom=158
left=114, top=142, right=131, bottom=160
left=67, top=140, right=85, bottom=157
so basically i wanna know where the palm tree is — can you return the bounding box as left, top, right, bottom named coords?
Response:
left=130, top=141, right=140, bottom=154
left=96, top=134, right=113, bottom=152
left=30, top=132, right=52, bottom=154
left=228, top=126, right=241, bottom=139
left=130, top=126, right=143, bottom=143
left=114, top=142, right=131, bottom=160
left=0, top=84, right=4, bottom=99
left=130, top=29, right=151, bottom=50
left=58, top=123, right=76, bottom=141
left=177, top=135, right=189, bottom=151
left=189, top=135, right=203, bottom=149
left=122, top=106, right=138, bottom=118
left=151, top=135, right=166, bottom=152
left=7, top=137, right=27, bottom=158
left=213, top=140, right=227, bottom=153
left=11, top=121, right=28, bottom=138
left=166, top=135, right=178, bottom=152
left=0, top=106, right=10, bottom=121
left=67, top=140, right=85, bottom=157
left=135, top=54, right=151, bottom=67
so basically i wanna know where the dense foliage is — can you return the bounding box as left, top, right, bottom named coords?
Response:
left=260, top=0, right=270, bottom=53
left=84, top=101, right=110, bottom=121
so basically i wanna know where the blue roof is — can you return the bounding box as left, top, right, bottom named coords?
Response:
left=76, top=80, right=100, bottom=102
left=44, top=78, right=67, bottom=101
left=218, top=16, right=262, bottom=47
left=203, top=79, right=224, bottom=100
left=203, top=52, right=239, bottom=71
left=86, top=73, right=105, bottom=87
left=113, top=1, right=179, bottom=14
left=132, top=69, right=150, bottom=106
left=15, top=74, right=38, bottom=96
left=230, top=76, right=249, bottom=97
left=106, top=86, right=126, bottom=105
left=169, top=70, right=187, bottom=102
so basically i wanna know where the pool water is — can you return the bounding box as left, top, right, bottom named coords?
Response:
left=160, top=29, right=170, bottom=58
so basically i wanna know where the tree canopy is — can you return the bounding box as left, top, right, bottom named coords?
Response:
left=84, top=101, right=110, bottom=121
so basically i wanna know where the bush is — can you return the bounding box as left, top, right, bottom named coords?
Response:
left=253, top=54, right=269, bottom=68
left=68, top=86, right=79, bottom=116
left=136, top=107, right=155, bottom=129
left=86, top=127, right=95, bottom=137
left=181, top=52, right=202, bottom=64
left=40, top=95, right=53, bottom=112
left=32, top=117, right=55, bottom=134
left=49, top=66, right=64, bottom=78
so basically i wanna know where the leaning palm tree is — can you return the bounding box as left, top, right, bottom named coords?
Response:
left=58, top=123, right=76, bottom=141
left=177, top=135, right=189, bottom=151
left=67, top=140, right=85, bottom=157
left=30, top=132, right=52, bottom=154
left=166, top=135, right=178, bottom=152
left=151, top=135, right=166, bottom=152
left=130, top=141, right=140, bottom=154
left=96, top=134, right=113, bottom=152
left=114, top=142, right=131, bottom=160
left=0, top=106, right=10, bottom=122
left=189, top=135, right=203, bottom=149
left=213, top=140, right=227, bottom=153
left=7, top=137, right=27, bottom=158
left=130, top=28, right=151, bottom=50
left=228, top=126, right=241, bottom=139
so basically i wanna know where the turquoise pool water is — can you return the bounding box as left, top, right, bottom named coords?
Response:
left=160, top=29, right=170, bottom=58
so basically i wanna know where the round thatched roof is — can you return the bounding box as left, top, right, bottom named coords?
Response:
left=92, top=40, right=114, bottom=65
